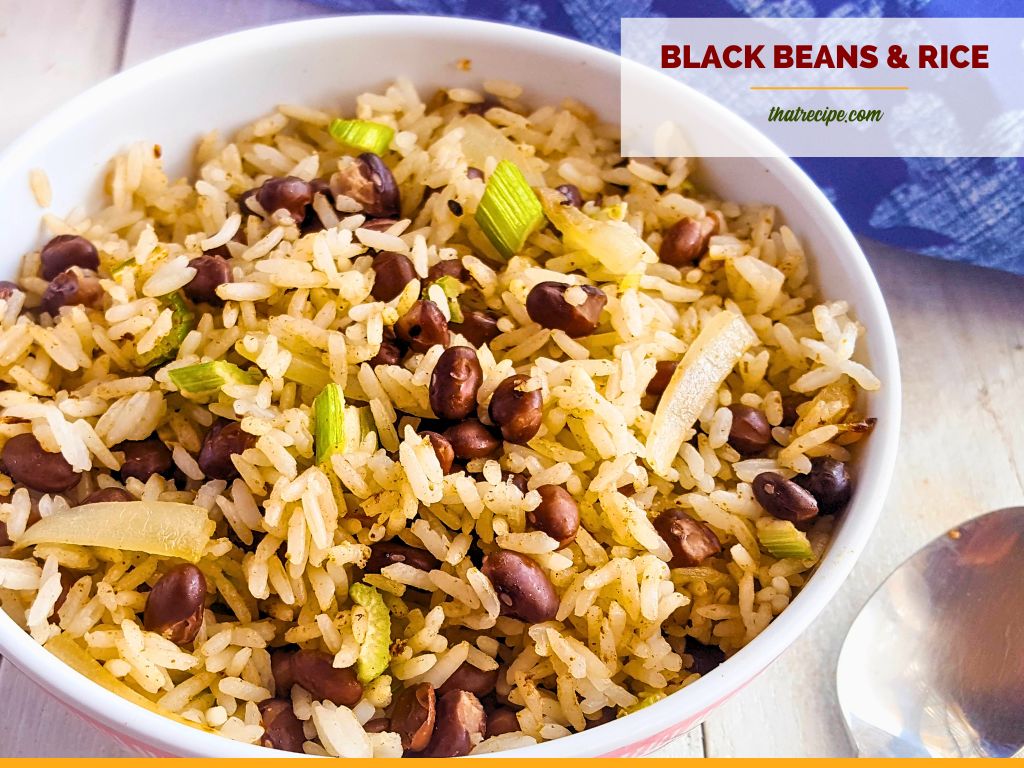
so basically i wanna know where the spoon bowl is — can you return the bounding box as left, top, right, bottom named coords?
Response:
left=837, top=507, right=1024, bottom=757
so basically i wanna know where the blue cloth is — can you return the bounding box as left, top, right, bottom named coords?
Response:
left=310, top=0, right=1024, bottom=273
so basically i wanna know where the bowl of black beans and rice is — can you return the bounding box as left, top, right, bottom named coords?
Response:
left=0, top=15, right=899, bottom=757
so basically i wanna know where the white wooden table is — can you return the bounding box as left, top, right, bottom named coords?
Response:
left=2, top=0, right=1022, bottom=757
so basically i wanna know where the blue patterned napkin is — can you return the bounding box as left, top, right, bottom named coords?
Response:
left=310, top=0, right=1024, bottom=273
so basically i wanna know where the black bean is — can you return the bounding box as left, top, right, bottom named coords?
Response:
left=443, top=419, right=500, bottom=460
left=369, top=338, right=402, bottom=367
left=421, top=431, right=455, bottom=475
left=392, top=682, right=436, bottom=752
left=450, top=310, right=499, bottom=348
left=364, top=717, right=391, bottom=733
left=447, top=199, right=463, bottom=216
left=0, top=281, right=19, bottom=300
left=429, top=347, right=482, bottom=421
left=528, top=485, right=580, bottom=547
left=143, top=564, right=207, bottom=645
left=587, top=707, right=617, bottom=728
left=459, top=92, right=496, bottom=114
left=780, top=395, right=802, bottom=427
left=488, top=374, right=543, bottom=444
left=359, top=218, right=399, bottom=233
left=419, top=690, right=486, bottom=758
left=258, top=698, right=306, bottom=753
left=427, top=259, right=467, bottom=283
left=80, top=487, right=134, bottom=505
left=437, top=663, right=499, bottom=698
left=2, top=433, right=81, bottom=493
left=40, top=268, right=103, bottom=315
left=481, top=550, right=558, bottom=623
left=466, top=167, right=485, bottom=181
left=728, top=404, right=773, bottom=456
left=301, top=178, right=334, bottom=234
left=503, top=472, right=529, bottom=494
left=237, top=188, right=259, bottom=217
left=371, top=251, right=417, bottom=302
left=254, top=176, right=313, bottom=224
left=486, top=707, right=520, bottom=738
left=795, top=457, right=851, bottom=515
left=40, top=235, right=99, bottom=280
left=555, top=184, right=583, bottom=207
left=117, top=438, right=172, bottom=483
left=52, top=571, right=76, bottom=616
left=330, top=153, right=400, bottom=218
left=271, top=649, right=363, bottom=706
left=185, top=255, right=232, bottom=305
left=525, top=281, right=606, bottom=338
left=646, top=360, right=678, bottom=397
left=395, top=300, right=449, bottom=352
left=197, top=421, right=255, bottom=481
left=653, top=509, right=722, bottom=567
left=685, top=639, right=726, bottom=676
left=365, top=540, right=439, bottom=574
left=659, top=217, right=715, bottom=267
left=752, top=472, right=819, bottom=523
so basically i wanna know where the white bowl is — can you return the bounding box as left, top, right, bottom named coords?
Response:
left=0, top=14, right=900, bottom=758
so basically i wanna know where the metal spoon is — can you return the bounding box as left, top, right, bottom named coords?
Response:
left=837, top=507, right=1024, bottom=757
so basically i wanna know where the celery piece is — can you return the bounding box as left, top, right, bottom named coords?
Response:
left=432, top=275, right=465, bottom=299
left=18, top=501, right=215, bottom=563
left=474, top=160, right=545, bottom=259
left=539, top=188, right=657, bottom=276
left=234, top=339, right=331, bottom=390
left=343, top=405, right=375, bottom=452
left=349, top=582, right=391, bottom=684
left=168, top=360, right=261, bottom=394
left=757, top=518, right=814, bottom=560
left=329, top=119, right=395, bottom=156
left=314, top=383, right=346, bottom=465
left=430, top=275, right=466, bottom=323
left=646, top=311, right=757, bottom=477
left=132, top=292, right=195, bottom=369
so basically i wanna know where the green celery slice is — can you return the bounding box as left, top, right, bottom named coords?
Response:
left=349, top=582, right=391, bottom=684
left=474, top=160, right=544, bottom=259
left=234, top=339, right=331, bottom=390
left=756, top=518, right=814, bottom=559
left=314, top=383, right=346, bottom=465
left=132, top=292, right=194, bottom=369
left=329, top=119, right=394, bottom=155
left=430, top=275, right=466, bottom=323
left=343, top=405, right=375, bottom=452
left=168, top=360, right=262, bottom=394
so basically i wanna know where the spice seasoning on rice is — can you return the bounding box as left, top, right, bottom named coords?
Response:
left=0, top=78, right=879, bottom=755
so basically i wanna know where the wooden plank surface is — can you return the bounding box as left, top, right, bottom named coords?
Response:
left=3, top=0, right=1024, bottom=758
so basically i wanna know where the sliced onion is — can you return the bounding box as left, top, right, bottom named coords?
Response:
left=19, top=501, right=214, bottom=563
left=449, top=115, right=545, bottom=185
left=646, top=311, right=757, bottom=477
left=539, top=188, right=656, bottom=276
